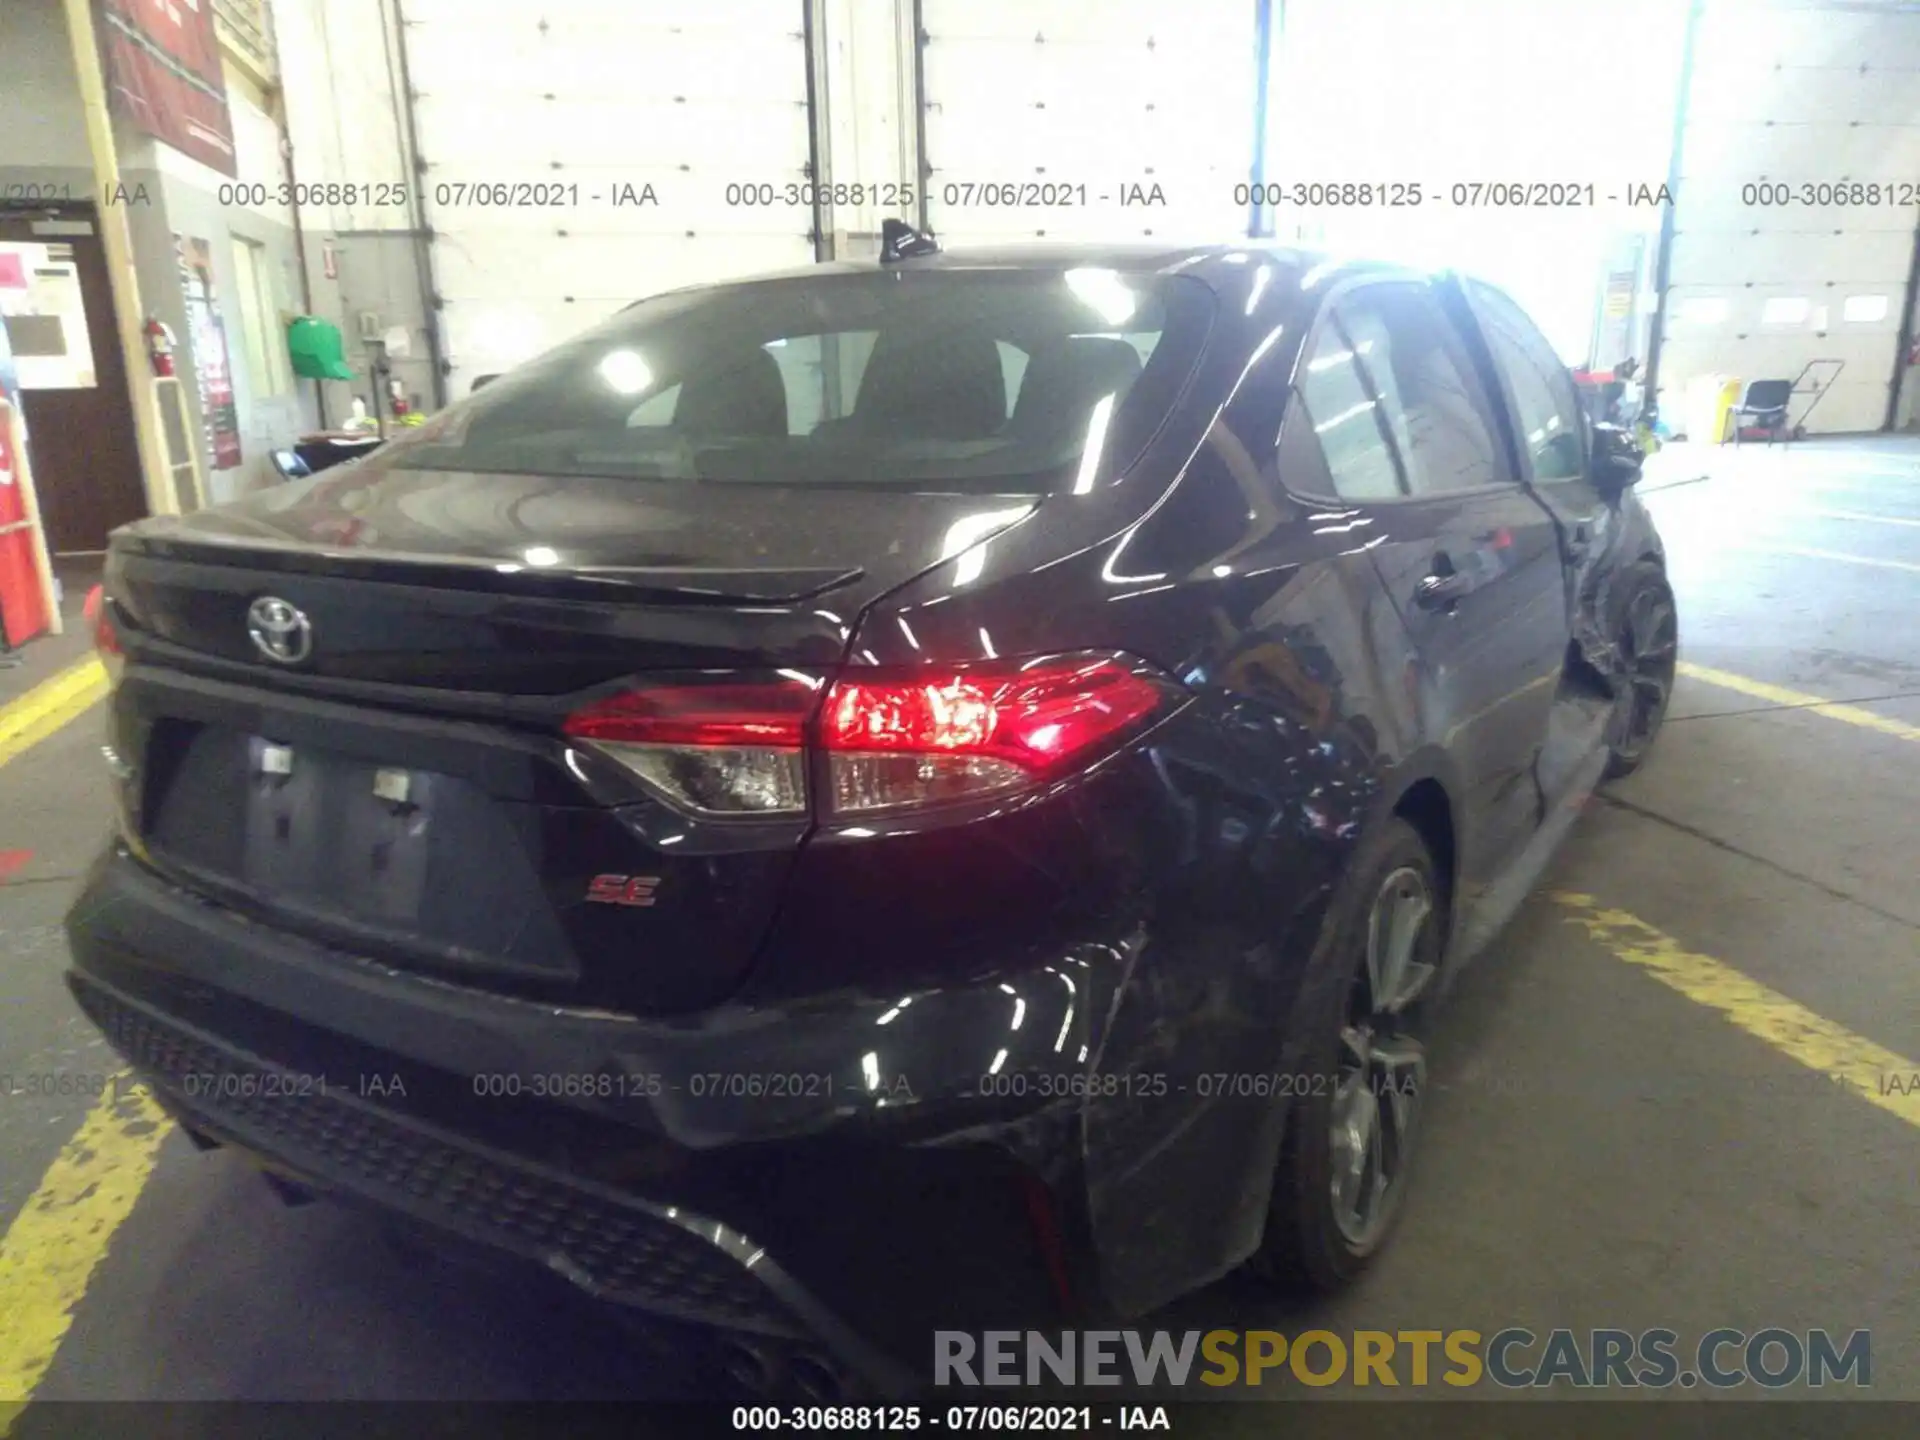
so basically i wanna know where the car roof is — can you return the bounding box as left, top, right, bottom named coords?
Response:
left=656, top=241, right=1353, bottom=298
left=857, top=240, right=1322, bottom=274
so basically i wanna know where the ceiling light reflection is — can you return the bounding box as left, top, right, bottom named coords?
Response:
left=1072, top=394, right=1117, bottom=495
left=598, top=348, right=652, bottom=395
left=1065, top=268, right=1137, bottom=326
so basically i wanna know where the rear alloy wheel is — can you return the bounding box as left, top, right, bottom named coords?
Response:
left=1248, top=818, right=1443, bottom=1292
left=1330, top=866, right=1434, bottom=1250
left=1603, top=563, right=1678, bottom=779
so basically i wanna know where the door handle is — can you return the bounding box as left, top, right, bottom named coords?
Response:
left=1414, top=569, right=1473, bottom=611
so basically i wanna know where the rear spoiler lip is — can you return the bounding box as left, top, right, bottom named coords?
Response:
left=114, top=531, right=866, bottom=606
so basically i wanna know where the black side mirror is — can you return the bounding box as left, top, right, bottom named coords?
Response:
left=1590, top=423, right=1643, bottom=496
left=470, top=373, right=501, bottom=394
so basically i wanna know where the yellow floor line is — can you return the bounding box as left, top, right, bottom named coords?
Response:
left=0, top=660, right=158, bottom=1429
left=0, top=659, right=108, bottom=771
left=1676, top=661, right=1920, bottom=743
left=1554, top=893, right=1920, bottom=1130
left=0, top=1076, right=172, bottom=1420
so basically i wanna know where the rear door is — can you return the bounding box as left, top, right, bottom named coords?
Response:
left=1288, top=279, right=1571, bottom=882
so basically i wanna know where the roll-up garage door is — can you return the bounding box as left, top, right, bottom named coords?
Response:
left=1661, top=0, right=1920, bottom=435
left=918, top=0, right=1255, bottom=248
left=402, top=0, right=816, bottom=392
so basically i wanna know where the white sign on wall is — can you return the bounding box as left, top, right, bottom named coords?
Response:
left=0, top=243, right=97, bottom=390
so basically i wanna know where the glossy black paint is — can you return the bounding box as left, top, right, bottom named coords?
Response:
left=67, top=242, right=1667, bottom=1390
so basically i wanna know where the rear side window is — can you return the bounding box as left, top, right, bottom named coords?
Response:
left=382, top=270, right=1212, bottom=494
left=1287, top=322, right=1404, bottom=501
left=1336, top=284, right=1509, bottom=496
left=1467, top=281, right=1587, bottom=483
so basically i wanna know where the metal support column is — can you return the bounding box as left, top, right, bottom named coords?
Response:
left=804, top=0, right=834, bottom=261
left=1642, top=0, right=1704, bottom=414
left=909, top=0, right=931, bottom=233
left=1249, top=0, right=1277, bottom=239
left=1885, top=210, right=1920, bottom=431
left=386, top=0, right=451, bottom=408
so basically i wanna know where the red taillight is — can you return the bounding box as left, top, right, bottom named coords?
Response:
left=563, top=679, right=816, bottom=817
left=821, top=654, right=1168, bottom=814
left=85, top=584, right=124, bottom=682
left=563, top=681, right=810, bottom=749
left=562, top=655, right=1173, bottom=819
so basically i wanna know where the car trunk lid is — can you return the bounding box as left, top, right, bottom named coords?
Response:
left=105, top=464, right=1037, bottom=1014
left=113, top=461, right=1037, bottom=687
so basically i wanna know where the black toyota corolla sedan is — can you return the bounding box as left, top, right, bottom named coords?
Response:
left=66, top=236, right=1676, bottom=1396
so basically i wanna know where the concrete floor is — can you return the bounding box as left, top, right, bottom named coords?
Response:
left=0, top=439, right=1916, bottom=1417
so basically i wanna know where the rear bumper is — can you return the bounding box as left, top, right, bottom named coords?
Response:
left=67, top=970, right=913, bottom=1390
left=64, top=846, right=1108, bottom=1390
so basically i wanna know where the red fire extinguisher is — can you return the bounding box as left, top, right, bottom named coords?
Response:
left=144, top=317, right=177, bottom=377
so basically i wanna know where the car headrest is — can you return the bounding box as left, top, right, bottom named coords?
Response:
left=675, top=347, right=790, bottom=436
left=851, top=332, right=1007, bottom=438
left=1008, top=336, right=1143, bottom=441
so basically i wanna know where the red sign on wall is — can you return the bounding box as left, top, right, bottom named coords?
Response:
left=175, top=234, right=243, bottom=469
left=96, top=0, right=238, bottom=176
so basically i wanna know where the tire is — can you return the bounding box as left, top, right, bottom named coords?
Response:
left=1246, top=817, right=1445, bottom=1293
left=1601, top=561, right=1678, bottom=780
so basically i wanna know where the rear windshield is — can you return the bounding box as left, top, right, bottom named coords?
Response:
left=384, top=269, right=1213, bottom=493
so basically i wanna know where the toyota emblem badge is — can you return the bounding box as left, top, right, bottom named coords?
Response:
left=247, top=596, right=313, bottom=665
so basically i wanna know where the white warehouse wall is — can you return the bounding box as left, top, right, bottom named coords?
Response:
left=0, top=0, right=94, bottom=192
left=396, top=0, right=816, bottom=392
left=0, top=0, right=315, bottom=503
left=918, top=0, right=1256, bottom=247
left=1266, top=0, right=1691, bottom=366
left=16, top=0, right=1920, bottom=435
left=274, top=0, right=439, bottom=414
left=1659, top=0, right=1920, bottom=435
